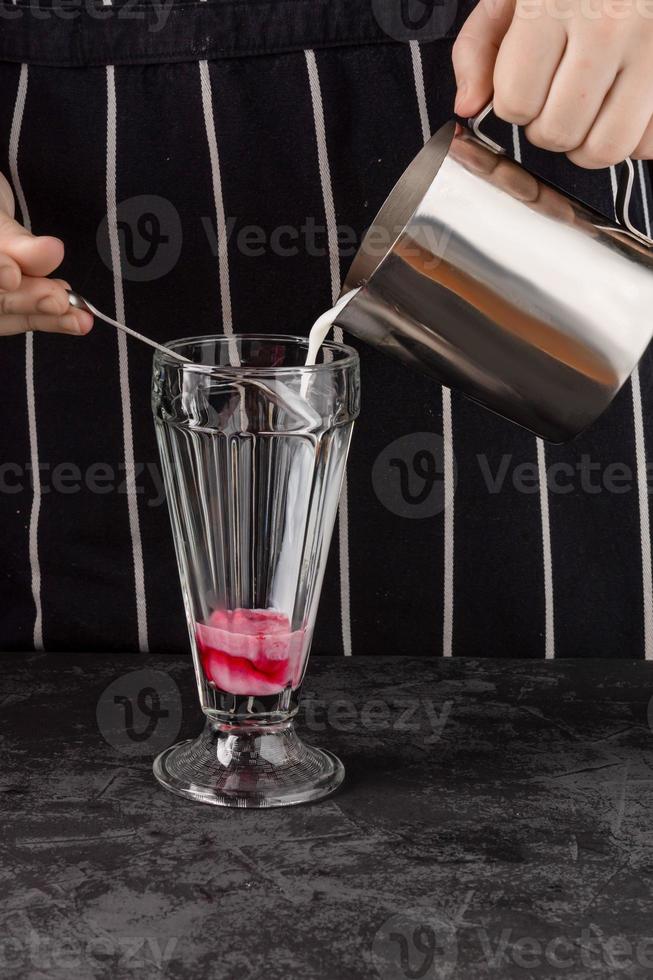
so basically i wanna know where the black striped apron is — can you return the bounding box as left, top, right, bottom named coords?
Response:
left=0, top=0, right=651, bottom=659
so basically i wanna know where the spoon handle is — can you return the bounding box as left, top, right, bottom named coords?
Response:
left=67, top=290, right=191, bottom=364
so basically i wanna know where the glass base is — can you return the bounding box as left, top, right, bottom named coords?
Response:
left=153, top=718, right=344, bottom=808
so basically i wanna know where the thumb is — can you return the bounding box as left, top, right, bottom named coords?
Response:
left=3, top=230, right=65, bottom=279
left=452, top=0, right=514, bottom=117
left=0, top=212, right=64, bottom=281
left=0, top=173, right=64, bottom=281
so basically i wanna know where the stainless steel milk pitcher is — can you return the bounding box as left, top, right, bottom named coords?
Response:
left=334, top=104, right=653, bottom=443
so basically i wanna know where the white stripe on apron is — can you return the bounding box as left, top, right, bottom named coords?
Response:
left=198, top=60, right=243, bottom=375
left=106, top=65, right=149, bottom=652
left=409, top=41, right=455, bottom=657
left=609, top=163, right=653, bottom=659
left=304, top=48, right=353, bottom=657
left=635, top=161, right=653, bottom=659
left=198, top=61, right=234, bottom=341
left=409, top=41, right=431, bottom=147
left=9, top=64, right=43, bottom=651
left=513, top=124, right=555, bottom=659
left=629, top=364, right=652, bottom=658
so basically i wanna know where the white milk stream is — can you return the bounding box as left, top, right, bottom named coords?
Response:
left=300, top=288, right=360, bottom=400
left=304, top=288, right=360, bottom=367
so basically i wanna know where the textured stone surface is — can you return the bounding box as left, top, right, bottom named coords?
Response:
left=2, top=654, right=653, bottom=979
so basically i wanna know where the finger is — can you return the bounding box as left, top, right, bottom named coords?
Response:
left=451, top=135, right=503, bottom=175
left=0, top=213, right=64, bottom=277
left=0, top=308, right=93, bottom=338
left=69, top=308, right=93, bottom=332
left=528, top=181, right=579, bottom=226
left=0, top=173, right=15, bottom=217
left=494, top=12, right=566, bottom=126
left=568, top=65, right=653, bottom=169
left=0, top=276, right=73, bottom=317
left=452, top=0, right=514, bottom=117
left=453, top=128, right=544, bottom=201
left=525, top=37, right=619, bottom=152
left=632, top=115, right=653, bottom=160
left=0, top=254, right=22, bottom=292
left=487, top=156, right=540, bottom=201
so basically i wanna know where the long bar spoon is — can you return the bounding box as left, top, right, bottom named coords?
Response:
left=67, top=290, right=191, bottom=364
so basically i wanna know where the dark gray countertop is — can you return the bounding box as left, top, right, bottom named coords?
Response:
left=2, top=654, right=653, bottom=980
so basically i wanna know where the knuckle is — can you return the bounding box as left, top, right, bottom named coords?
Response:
left=592, top=15, right=619, bottom=41
left=632, top=142, right=653, bottom=160
left=0, top=293, right=14, bottom=316
left=451, top=32, right=476, bottom=69
left=572, top=133, right=624, bottom=169
left=451, top=33, right=463, bottom=60
left=45, top=292, right=66, bottom=315
left=493, top=94, right=537, bottom=126
left=60, top=314, right=78, bottom=333
left=526, top=120, right=580, bottom=152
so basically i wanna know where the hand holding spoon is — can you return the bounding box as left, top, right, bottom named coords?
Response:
left=67, top=290, right=191, bottom=364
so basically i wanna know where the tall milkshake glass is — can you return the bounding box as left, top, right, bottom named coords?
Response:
left=151, top=334, right=360, bottom=807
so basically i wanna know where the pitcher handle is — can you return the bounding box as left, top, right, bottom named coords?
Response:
left=470, top=101, right=505, bottom=155
left=469, top=101, right=653, bottom=249
left=615, top=157, right=653, bottom=247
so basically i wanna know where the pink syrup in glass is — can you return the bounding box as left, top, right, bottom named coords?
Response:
left=195, top=609, right=306, bottom=696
